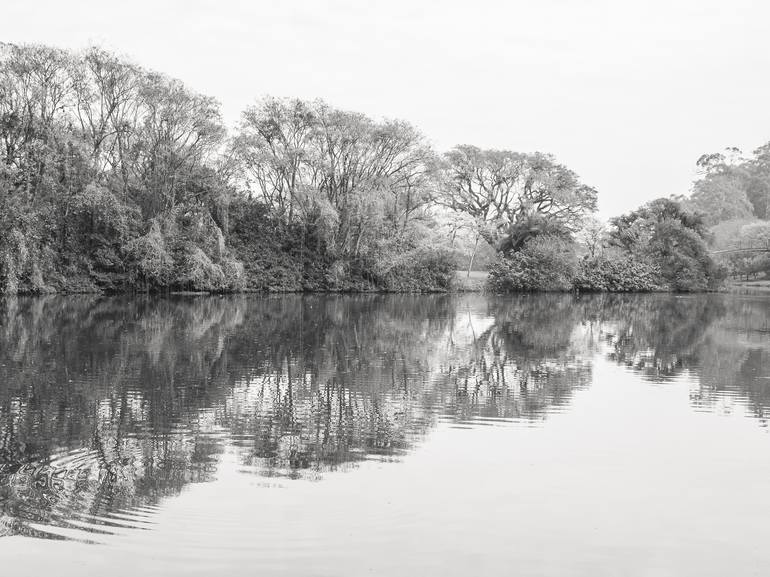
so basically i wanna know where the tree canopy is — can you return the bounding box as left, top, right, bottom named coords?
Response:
left=689, top=145, right=770, bottom=222
left=437, top=145, right=597, bottom=251
left=0, top=41, right=753, bottom=295
left=607, top=198, right=719, bottom=291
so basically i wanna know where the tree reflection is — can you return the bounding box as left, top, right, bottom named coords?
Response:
left=592, top=294, right=726, bottom=380
left=2, top=292, right=769, bottom=540
left=691, top=297, right=770, bottom=424
left=437, top=295, right=593, bottom=422
left=0, top=294, right=593, bottom=538
left=589, top=294, right=770, bottom=424
left=0, top=296, right=240, bottom=539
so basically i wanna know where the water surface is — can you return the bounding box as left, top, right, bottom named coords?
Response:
left=0, top=293, right=768, bottom=576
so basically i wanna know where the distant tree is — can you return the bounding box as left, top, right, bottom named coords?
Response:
left=608, top=198, right=706, bottom=253
left=689, top=144, right=770, bottom=222
left=437, top=145, right=597, bottom=252
left=744, top=142, right=770, bottom=219
left=232, top=97, right=317, bottom=219
left=577, top=217, right=607, bottom=258
left=689, top=173, right=754, bottom=225
left=716, top=221, right=770, bottom=280
left=695, top=147, right=743, bottom=176
left=608, top=198, right=719, bottom=291
left=233, top=97, right=440, bottom=259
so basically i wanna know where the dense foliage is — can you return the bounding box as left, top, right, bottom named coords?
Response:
left=1, top=42, right=749, bottom=295
left=607, top=198, right=722, bottom=291
left=573, top=254, right=661, bottom=292
left=436, top=145, right=597, bottom=252
left=488, top=235, right=576, bottom=292
left=230, top=97, right=457, bottom=292
left=686, top=146, right=770, bottom=280
left=0, top=44, right=457, bottom=294
left=489, top=198, right=721, bottom=293
left=0, top=44, right=240, bottom=293
left=689, top=146, right=770, bottom=222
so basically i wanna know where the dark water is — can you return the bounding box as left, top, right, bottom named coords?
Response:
left=0, top=293, right=769, bottom=576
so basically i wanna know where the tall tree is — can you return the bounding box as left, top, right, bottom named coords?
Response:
left=233, top=98, right=439, bottom=258
left=437, top=145, right=597, bottom=251
left=745, top=142, right=770, bottom=219
left=689, top=145, right=770, bottom=222
left=689, top=173, right=754, bottom=225
left=608, top=198, right=718, bottom=291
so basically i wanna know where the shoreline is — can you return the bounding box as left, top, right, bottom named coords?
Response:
left=3, top=287, right=756, bottom=298
left=4, top=273, right=767, bottom=298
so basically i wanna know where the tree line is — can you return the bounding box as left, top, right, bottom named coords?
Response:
left=1, top=43, right=753, bottom=294
left=686, top=146, right=770, bottom=280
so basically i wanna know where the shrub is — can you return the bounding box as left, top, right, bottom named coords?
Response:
left=650, top=220, right=720, bottom=291
left=573, top=254, right=661, bottom=292
left=370, top=246, right=456, bottom=292
left=0, top=229, right=28, bottom=294
left=609, top=199, right=723, bottom=292
left=125, top=221, right=174, bottom=288
left=488, top=236, right=577, bottom=292
left=176, top=245, right=225, bottom=291
left=228, top=199, right=456, bottom=293
left=228, top=200, right=323, bottom=291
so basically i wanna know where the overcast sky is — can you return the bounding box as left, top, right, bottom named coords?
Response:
left=4, top=0, right=770, bottom=217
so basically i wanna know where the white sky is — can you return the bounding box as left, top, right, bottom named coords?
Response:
left=3, top=0, right=770, bottom=217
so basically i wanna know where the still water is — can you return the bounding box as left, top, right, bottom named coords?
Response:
left=0, top=293, right=768, bottom=576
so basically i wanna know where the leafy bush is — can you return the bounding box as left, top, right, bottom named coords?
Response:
left=609, top=198, right=723, bottom=292
left=489, top=238, right=670, bottom=293
left=488, top=236, right=577, bottom=292
left=228, top=200, right=324, bottom=291
left=176, top=245, right=226, bottom=290
left=573, top=254, right=661, bottom=292
left=649, top=219, right=721, bottom=291
left=124, top=211, right=245, bottom=292
left=367, top=246, right=457, bottom=292
left=0, top=229, right=29, bottom=294
left=126, top=221, right=174, bottom=288
left=229, top=199, right=456, bottom=293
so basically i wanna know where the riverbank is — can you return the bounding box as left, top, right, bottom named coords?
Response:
left=452, top=270, right=489, bottom=292
left=725, top=279, right=770, bottom=293
left=7, top=271, right=755, bottom=297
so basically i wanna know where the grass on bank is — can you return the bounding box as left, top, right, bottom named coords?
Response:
left=453, top=270, right=489, bottom=292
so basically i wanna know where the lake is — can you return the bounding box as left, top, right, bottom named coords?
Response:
left=0, top=293, right=768, bottom=576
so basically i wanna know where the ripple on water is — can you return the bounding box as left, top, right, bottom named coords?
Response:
left=0, top=443, right=167, bottom=542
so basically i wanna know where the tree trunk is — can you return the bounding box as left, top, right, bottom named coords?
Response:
left=467, top=234, right=479, bottom=278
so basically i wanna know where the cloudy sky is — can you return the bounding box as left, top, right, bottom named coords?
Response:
left=4, top=0, right=770, bottom=216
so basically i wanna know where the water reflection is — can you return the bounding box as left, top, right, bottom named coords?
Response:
left=0, top=293, right=768, bottom=541
left=593, top=294, right=770, bottom=424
